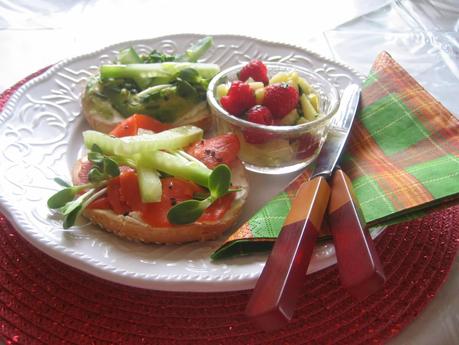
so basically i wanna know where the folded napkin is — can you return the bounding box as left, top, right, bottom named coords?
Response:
left=212, top=51, right=459, bottom=259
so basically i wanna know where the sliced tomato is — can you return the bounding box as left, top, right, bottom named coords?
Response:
left=119, top=170, right=144, bottom=211
left=110, top=114, right=172, bottom=137
left=106, top=177, right=130, bottom=215
left=89, top=174, right=235, bottom=226
left=141, top=177, right=204, bottom=227
left=199, top=193, right=235, bottom=222
left=87, top=196, right=110, bottom=210
left=186, top=133, right=240, bottom=169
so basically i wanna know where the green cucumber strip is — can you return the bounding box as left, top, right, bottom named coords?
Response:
left=137, top=164, right=162, bottom=203
left=99, top=62, right=220, bottom=90
left=118, top=47, right=142, bottom=64
left=83, top=126, right=203, bottom=156
left=143, top=150, right=211, bottom=187
left=83, top=131, right=119, bottom=155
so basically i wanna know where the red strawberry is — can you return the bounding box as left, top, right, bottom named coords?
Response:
left=220, top=81, right=256, bottom=116
left=296, top=133, right=320, bottom=159
left=220, top=95, right=242, bottom=116
left=238, top=59, right=269, bottom=84
left=243, top=105, right=275, bottom=144
left=262, top=83, right=299, bottom=118
left=246, top=105, right=274, bottom=125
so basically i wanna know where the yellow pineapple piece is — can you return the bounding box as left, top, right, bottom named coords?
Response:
left=287, top=71, right=299, bottom=91
left=278, top=109, right=299, bottom=125
left=298, top=77, right=312, bottom=94
left=300, top=93, right=317, bottom=121
left=249, top=82, right=265, bottom=91
left=255, top=87, right=265, bottom=104
left=308, top=93, right=320, bottom=112
left=216, top=84, right=229, bottom=99
left=269, top=72, right=289, bottom=84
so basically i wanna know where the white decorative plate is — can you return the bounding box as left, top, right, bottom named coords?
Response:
left=0, top=34, right=372, bottom=292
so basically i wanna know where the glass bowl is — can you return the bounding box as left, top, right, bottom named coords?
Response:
left=206, top=62, right=340, bottom=174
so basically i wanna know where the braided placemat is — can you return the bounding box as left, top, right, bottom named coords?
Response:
left=0, top=70, right=458, bottom=345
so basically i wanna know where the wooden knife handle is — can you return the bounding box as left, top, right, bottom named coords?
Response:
left=328, top=169, right=385, bottom=300
left=245, top=176, right=330, bottom=331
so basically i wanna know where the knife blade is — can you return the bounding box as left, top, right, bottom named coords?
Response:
left=310, top=84, right=360, bottom=179
left=245, top=84, right=364, bottom=331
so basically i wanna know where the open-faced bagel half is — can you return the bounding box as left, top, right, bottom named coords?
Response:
left=72, top=158, right=248, bottom=244
left=81, top=77, right=213, bottom=134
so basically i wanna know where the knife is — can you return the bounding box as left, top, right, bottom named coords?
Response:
left=245, top=84, right=384, bottom=331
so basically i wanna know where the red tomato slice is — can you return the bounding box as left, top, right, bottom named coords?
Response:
left=199, top=193, right=235, bottom=222
left=107, top=177, right=130, bottom=215
left=87, top=196, right=110, bottom=210
left=110, top=114, right=172, bottom=137
left=119, top=170, right=144, bottom=211
left=186, top=133, right=240, bottom=169
left=141, top=177, right=204, bottom=227
left=88, top=174, right=236, bottom=227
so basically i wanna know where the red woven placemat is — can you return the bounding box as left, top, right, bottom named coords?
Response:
left=1, top=70, right=458, bottom=345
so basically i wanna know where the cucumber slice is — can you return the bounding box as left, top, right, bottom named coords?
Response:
left=143, top=150, right=211, bottom=187
left=137, top=164, right=162, bottom=203
left=118, top=47, right=142, bottom=64
left=83, top=126, right=203, bottom=156
left=83, top=131, right=119, bottom=155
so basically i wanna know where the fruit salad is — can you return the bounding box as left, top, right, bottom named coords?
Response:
left=211, top=60, right=331, bottom=173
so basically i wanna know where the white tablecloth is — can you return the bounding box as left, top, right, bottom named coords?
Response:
left=0, top=0, right=457, bottom=343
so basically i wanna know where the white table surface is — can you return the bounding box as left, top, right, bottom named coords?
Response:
left=0, top=0, right=458, bottom=344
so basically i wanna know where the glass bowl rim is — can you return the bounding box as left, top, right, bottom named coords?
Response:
left=206, top=62, right=341, bottom=134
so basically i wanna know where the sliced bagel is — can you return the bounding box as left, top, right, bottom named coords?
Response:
left=72, top=159, right=248, bottom=244
left=81, top=76, right=213, bottom=134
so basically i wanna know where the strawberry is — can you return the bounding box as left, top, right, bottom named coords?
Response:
left=262, top=83, right=299, bottom=119
left=238, top=60, right=269, bottom=85
left=295, top=133, right=320, bottom=159
left=242, top=105, right=275, bottom=144
left=220, top=81, right=256, bottom=116
left=246, top=105, right=274, bottom=125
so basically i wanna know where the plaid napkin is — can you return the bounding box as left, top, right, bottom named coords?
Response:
left=212, top=51, right=459, bottom=260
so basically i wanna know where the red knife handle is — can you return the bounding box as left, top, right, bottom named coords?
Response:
left=328, top=169, right=385, bottom=300
left=245, top=176, right=330, bottom=331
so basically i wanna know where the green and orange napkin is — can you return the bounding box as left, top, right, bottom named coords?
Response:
left=212, top=51, right=459, bottom=259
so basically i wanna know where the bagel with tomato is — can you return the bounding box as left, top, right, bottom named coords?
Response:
left=49, top=114, right=248, bottom=244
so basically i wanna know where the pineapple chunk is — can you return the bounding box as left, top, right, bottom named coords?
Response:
left=298, top=77, right=313, bottom=94
left=216, top=84, right=229, bottom=99
left=278, top=109, right=299, bottom=125
left=255, top=88, right=265, bottom=104
left=308, top=93, right=320, bottom=112
left=269, top=71, right=299, bottom=90
left=269, top=72, right=289, bottom=84
left=300, top=94, right=317, bottom=121
left=287, top=71, right=299, bottom=91
left=296, top=116, right=309, bottom=125
left=249, top=82, right=265, bottom=91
